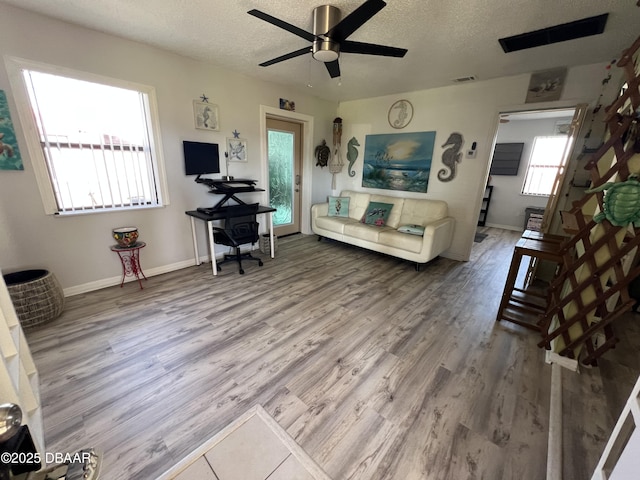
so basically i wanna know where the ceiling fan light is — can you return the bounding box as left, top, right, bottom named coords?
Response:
left=313, top=50, right=339, bottom=62
left=312, top=39, right=339, bottom=62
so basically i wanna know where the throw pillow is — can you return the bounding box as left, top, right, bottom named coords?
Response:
left=398, top=224, right=425, bottom=236
left=328, top=196, right=350, bottom=217
left=361, top=202, right=394, bottom=226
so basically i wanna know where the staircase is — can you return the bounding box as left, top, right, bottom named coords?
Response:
left=538, top=35, right=640, bottom=366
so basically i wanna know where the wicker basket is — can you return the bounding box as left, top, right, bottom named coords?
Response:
left=3, top=269, right=64, bottom=329
left=259, top=233, right=278, bottom=255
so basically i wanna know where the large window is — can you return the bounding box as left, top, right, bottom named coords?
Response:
left=521, top=135, right=569, bottom=196
left=9, top=60, right=167, bottom=214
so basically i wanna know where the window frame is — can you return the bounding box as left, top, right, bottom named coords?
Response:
left=5, top=56, right=169, bottom=215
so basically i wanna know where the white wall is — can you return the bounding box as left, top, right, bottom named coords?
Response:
left=487, top=115, right=573, bottom=230
left=336, top=68, right=606, bottom=261
left=0, top=4, right=613, bottom=290
left=0, top=4, right=337, bottom=293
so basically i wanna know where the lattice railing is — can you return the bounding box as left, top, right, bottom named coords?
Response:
left=538, top=35, right=640, bottom=365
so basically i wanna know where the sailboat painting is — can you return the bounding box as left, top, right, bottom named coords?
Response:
left=362, top=131, right=435, bottom=192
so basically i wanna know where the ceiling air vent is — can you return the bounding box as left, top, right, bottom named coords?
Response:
left=453, top=75, right=477, bottom=83
left=499, top=13, right=608, bottom=53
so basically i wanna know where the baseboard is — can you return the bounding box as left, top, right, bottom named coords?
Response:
left=547, top=362, right=563, bottom=480
left=63, top=259, right=196, bottom=297
left=63, top=247, right=269, bottom=297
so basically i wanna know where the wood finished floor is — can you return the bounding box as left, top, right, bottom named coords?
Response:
left=24, top=228, right=640, bottom=479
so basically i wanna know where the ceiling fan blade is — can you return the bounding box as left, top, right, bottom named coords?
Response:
left=259, top=47, right=311, bottom=67
left=326, top=0, right=386, bottom=41
left=248, top=9, right=315, bottom=42
left=341, top=40, right=407, bottom=57
left=325, top=60, right=341, bottom=78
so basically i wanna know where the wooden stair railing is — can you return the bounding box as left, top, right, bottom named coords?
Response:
left=537, top=34, right=640, bottom=366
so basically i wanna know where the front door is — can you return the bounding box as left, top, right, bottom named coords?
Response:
left=266, top=118, right=302, bottom=237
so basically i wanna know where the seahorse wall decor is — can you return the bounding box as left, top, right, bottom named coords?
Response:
left=347, top=137, right=360, bottom=177
left=438, top=132, right=464, bottom=182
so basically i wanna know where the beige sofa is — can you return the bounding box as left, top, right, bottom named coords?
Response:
left=311, top=190, right=455, bottom=270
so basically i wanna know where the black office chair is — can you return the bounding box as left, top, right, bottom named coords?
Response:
left=212, top=203, right=263, bottom=274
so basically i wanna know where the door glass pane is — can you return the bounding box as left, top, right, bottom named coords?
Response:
left=268, top=130, right=294, bottom=226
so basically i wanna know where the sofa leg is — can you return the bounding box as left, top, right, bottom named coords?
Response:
left=317, top=236, right=323, bottom=241
left=415, top=263, right=420, bottom=272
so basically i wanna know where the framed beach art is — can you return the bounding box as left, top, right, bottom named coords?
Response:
left=226, top=137, right=248, bottom=162
left=362, top=131, right=436, bottom=192
left=193, top=101, right=219, bottom=131
left=525, top=68, right=567, bottom=103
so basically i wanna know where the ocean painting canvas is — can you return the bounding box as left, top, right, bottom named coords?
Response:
left=362, top=131, right=435, bottom=192
left=0, top=90, right=23, bottom=170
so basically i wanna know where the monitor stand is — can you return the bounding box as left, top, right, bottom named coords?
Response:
left=194, top=175, right=215, bottom=187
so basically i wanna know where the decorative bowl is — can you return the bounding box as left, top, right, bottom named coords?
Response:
left=0, top=403, right=22, bottom=443
left=112, top=227, right=139, bottom=247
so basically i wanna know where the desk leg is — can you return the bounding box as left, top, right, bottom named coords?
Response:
left=268, top=212, right=275, bottom=259
left=206, top=220, right=218, bottom=276
left=190, top=216, right=200, bottom=266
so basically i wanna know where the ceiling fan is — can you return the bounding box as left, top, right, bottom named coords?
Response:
left=248, top=0, right=408, bottom=79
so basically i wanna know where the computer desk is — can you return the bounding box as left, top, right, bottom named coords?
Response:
left=185, top=205, right=277, bottom=276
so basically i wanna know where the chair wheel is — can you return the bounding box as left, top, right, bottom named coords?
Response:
left=258, top=260, right=264, bottom=266
left=239, top=269, right=245, bottom=274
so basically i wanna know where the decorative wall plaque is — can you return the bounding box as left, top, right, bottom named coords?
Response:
left=388, top=99, right=413, bottom=129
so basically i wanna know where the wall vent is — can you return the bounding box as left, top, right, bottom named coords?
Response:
left=499, top=13, right=608, bottom=53
left=453, top=75, right=477, bottom=83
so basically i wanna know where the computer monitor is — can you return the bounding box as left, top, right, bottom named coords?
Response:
left=183, top=141, right=220, bottom=177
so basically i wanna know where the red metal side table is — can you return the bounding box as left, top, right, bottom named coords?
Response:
left=110, top=241, right=147, bottom=289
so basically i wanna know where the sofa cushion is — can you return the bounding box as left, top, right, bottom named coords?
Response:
left=370, top=194, right=405, bottom=228
left=328, top=196, right=350, bottom=217
left=378, top=229, right=423, bottom=253
left=340, top=190, right=371, bottom=220
left=361, top=201, right=394, bottom=226
left=397, top=224, right=425, bottom=236
left=344, top=223, right=393, bottom=242
left=315, top=215, right=358, bottom=234
left=399, top=198, right=448, bottom=226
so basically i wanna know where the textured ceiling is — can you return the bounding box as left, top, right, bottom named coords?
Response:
left=3, top=0, right=640, bottom=102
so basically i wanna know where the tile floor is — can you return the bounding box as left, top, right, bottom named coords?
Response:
left=160, top=406, right=330, bottom=480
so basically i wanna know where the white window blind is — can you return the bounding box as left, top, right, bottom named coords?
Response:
left=21, top=69, right=164, bottom=213
left=521, top=135, right=568, bottom=196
